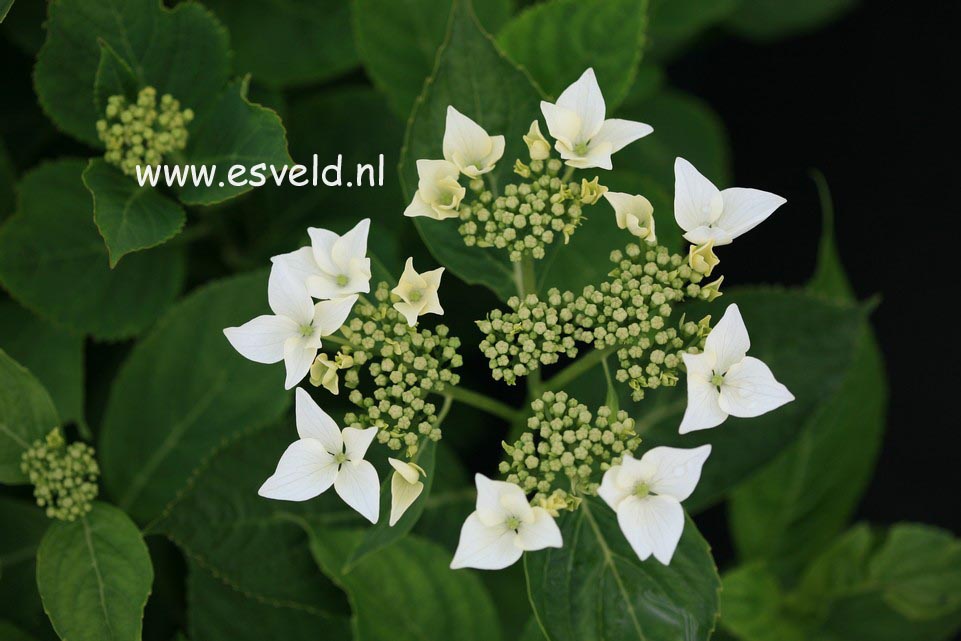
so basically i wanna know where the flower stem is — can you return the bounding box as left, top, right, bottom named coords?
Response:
left=561, top=166, right=575, bottom=182
left=543, top=346, right=616, bottom=392
left=444, top=386, right=517, bottom=422
left=514, top=256, right=542, bottom=395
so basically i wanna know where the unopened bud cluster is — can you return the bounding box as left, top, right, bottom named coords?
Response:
left=20, top=428, right=99, bottom=521
left=478, top=242, right=719, bottom=399
left=456, top=158, right=605, bottom=262
left=96, top=87, right=193, bottom=176
left=499, top=391, right=640, bottom=512
left=322, top=282, right=462, bottom=458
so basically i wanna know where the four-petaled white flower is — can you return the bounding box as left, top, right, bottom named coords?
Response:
left=388, top=458, right=426, bottom=526
left=599, top=445, right=712, bottom=564
left=674, top=157, right=786, bottom=246
left=604, top=191, right=657, bottom=242
left=443, top=106, right=505, bottom=177
left=404, top=159, right=467, bottom=221
left=223, top=262, right=357, bottom=390
left=679, top=304, right=794, bottom=434
left=391, top=258, right=444, bottom=326
left=275, top=219, right=372, bottom=301
left=450, top=474, right=562, bottom=570
left=259, top=388, right=381, bottom=523
left=540, top=68, right=652, bottom=170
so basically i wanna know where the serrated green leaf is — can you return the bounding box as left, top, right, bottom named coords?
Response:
left=400, top=0, right=543, bottom=301
left=98, top=271, right=291, bottom=524
left=152, top=424, right=354, bottom=614
left=725, top=0, right=859, bottom=42
left=0, top=159, right=185, bottom=340
left=0, top=0, right=13, bottom=23
left=0, top=497, right=51, bottom=639
left=92, top=40, right=140, bottom=115
left=525, top=497, right=720, bottom=641
left=186, top=561, right=351, bottom=641
left=498, top=0, right=648, bottom=110
left=35, top=0, right=230, bottom=146
left=202, top=0, right=358, bottom=88
left=35, top=502, right=153, bottom=641
left=353, top=0, right=513, bottom=118
left=84, top=159, right=186, bottom=266
left=177, top=79, right=292, bottom=206
left=0, top=349, right=59, bottom=484
left=0, top=301, right=84, bottom=430
left=309, top=528, right=504, bottom=641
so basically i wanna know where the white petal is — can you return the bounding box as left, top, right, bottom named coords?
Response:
left=475, top=473, right=526, bottom=526
left=717, top=187, right=786, bottom=241
left=223, top=315, right=297, bottom=364
left=682, top=225, right=733, bottom=246
left=272, top=247, right=323, bottom=287
left=313, top=295, right=358, bottom=335
left=678, top=352, right=728, bottom=434
left=307, top=227, right=340, bottom=275
left=450, top=512, right=522, bottom=570
left=484, top=135, right=506, bottom=169
left=334, top=459, right=380, bottom=524
left=593, top=118, right=653, bottom=154
left=342, top=426, right=378, bottom=462
left=258, top=439, right=337, bottom=501
left=555, top=68, right=606, bottom=140
left=388, top=457, right=424, bottom=484
left=718, top=356, right=795, bottom=418
left=443, top=107, right=494, bottom=173
left=540, top=101, right=582, bottom=149
left=283, top=339, right=317, bottom=390
left=393, top=301, right=422, bottom=327
left=516, top=507, right=563, bottom=551
left=332, top=218, right=370, bottom=269
left=616, top=494, right=685, bottom=565
left=705, top=304, right=751, bottom=373
left=268, top=261, right=314, bottom=324
left=598, top=463, right=632, bottom=510
left=404, top=191, right=439, bottom=219
left=389, top=471, right=424, bottom=527
left=642, top=445, right=712, bottom=502
left=294, top=387, right=343, bottom=453
left=674, top=157, right=721, bottom=233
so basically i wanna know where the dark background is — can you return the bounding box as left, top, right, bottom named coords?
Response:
left=670, top=0, right=960, bottom=540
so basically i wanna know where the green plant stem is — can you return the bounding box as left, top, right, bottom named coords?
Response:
left=443, top=386, right=517, bottom=422
left=543, top=346, right=616, bottom=392
left=561, top=166, right=575, bottom=182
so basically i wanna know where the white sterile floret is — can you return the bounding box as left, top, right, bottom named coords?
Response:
left=450, top=474, right=562, bottom=570
left=258, top=388, right=381, bottom=523
left=388, top=458, right=426, bottom=526
left=679, top=304, right=794, bottom=434
left=603, top=191, right=657, bottom=242
left=223, top=262, right=358, bottom=389
left=391, top=258, right=444, bottom=326
left=274, top=218, right=372, bottom=301
left=404, top=159, right=467, bottom=220
left=540, top=68, right=652, bottom=170
left=599, top=445, right=712, bottom=564
left=443, top=106, right=505, bottom=177
left=674, top=157, right=786, bottom=246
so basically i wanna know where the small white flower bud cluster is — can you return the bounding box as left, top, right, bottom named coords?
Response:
left=20, top=428, right=99, bottom=521
left=96, top=87, right=193, bottom=176
left=499, top=391, right=640, bottom=512
left=478, top=243, right=719, bottom=399
left=338, top=283, right=463, bottom=458
left=456, top=159, right=601, bottom=262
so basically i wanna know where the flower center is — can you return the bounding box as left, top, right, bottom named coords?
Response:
left=299, top=323, right=314, bottom=337
left=711, top=373, right=725, bottom=387
left=336, top=274, right=350, bottom=287
left=505, top=515, right=521, bottom=531
left=633, top=482, right=650, bottom=499
left=408, top=289, right=423, bottom=303
left=573, top=141, right=590, bottom=155
left=334, top=452, right=348, bottom=465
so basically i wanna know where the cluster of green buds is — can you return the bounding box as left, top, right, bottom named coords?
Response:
left=499, top=391, right=640, bottom=513
left=96, top=86, right=193, bottom=176
left=478, top=242, right=720, bottom=399
left=457, top=158, right=606, bottom=262
left=313, top=282, right=463, bottom=458
left=20, top=428, right=99, bottom=521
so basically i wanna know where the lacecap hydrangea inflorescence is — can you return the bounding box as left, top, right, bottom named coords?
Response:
left=20, top=428, right=100, bottom=521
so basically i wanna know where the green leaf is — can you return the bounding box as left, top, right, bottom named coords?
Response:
left=498, top=0, right=648, bottom=110
left=186, top=561, right=351, bottom=641
left=525, top=497, right=720, bottom=641
left=92, top=40, right=140, bottom=115
left=35, top=502, right=154, bottom=641
left=98, top=271, right=291, bottom=524
left=646, top=0, right=740, bottom=60
left=0, top=349, right=59, bottom=484
left=0, top=0, right=13, bottom=23
left=0, top=159, right=185, bottom=340
left=353, top=0, right=514, bottom=118
left=35, top=0, right=229, bottom=147
left=725, top=0, right=859, bottom=42
left=0, top=621, right=38, bottom=641
left=152, top=424, right=353, bottom=613
left=309, top=528, right=504, bottom=641
left=719, top=563, right=805, bottom=641
left=0, top=497, right=51, bottom=639
left=177, top=79, right=292, bottom=206
left=0, top=138, right=14, bottom=222
left=201, top=0, right=358, bottom=88
left=636, top=287, right=865, bottom=511
left=400, top=0, right=543, bottom=301
left=0, top=301, right=84, bottom=429
left=84, top=159, right=186, bottom=266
